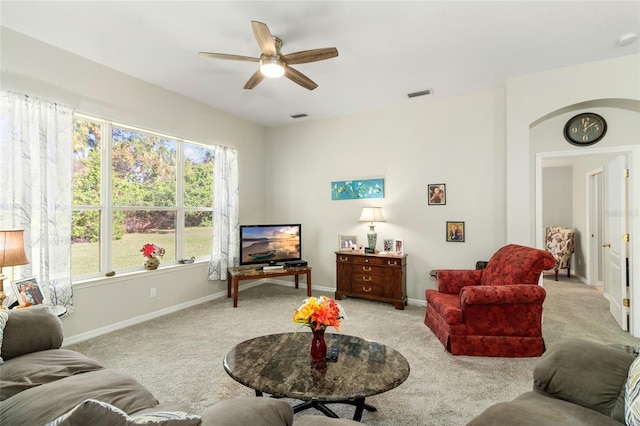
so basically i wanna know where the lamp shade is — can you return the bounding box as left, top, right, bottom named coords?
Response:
left=0, top=229, right=29, bottom=267
left=358, top=207, right=386, bottom=223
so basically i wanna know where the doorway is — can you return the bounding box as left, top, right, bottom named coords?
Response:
left=536, top=145, right=638, bottom=336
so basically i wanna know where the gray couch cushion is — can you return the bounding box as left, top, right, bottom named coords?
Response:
left=0, top=368, right=159, bottom=425
left=0, top=348, right=104, bottom=401
left=200, top=398, right=293, bottom=426
left=46, top=399, right=201, bottom=426
left=467, top=391, right=622, bottom=426
left=1, top=306, right=63, bottom=360
left=533, top=338, right=634, bottom=423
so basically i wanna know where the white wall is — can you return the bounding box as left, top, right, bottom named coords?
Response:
left=507, top=54, right=640, bottom=244
left=508, top=53, right=640, bottom=334
left=542, top=166, right=573, bottom=229
left=264, top=89, right=508, bottom=302
left=1, top=28, right=267, bottom=341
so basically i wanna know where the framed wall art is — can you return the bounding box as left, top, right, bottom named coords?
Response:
left=338, top=234, right=358, bottom=250
left=12, top=276, right=45, bottom=306
left=428, top=184, right=446, bottom=205
left=331, top=178, right=384, bottom=200
left=446, top=221, right=465, bottom=242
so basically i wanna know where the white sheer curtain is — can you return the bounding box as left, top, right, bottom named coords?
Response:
left=0, top=92, right=74, bottom=312
left=208, top=145, right=239, bottom=280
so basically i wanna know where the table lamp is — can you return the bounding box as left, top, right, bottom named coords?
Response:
left=0, top=230, right=29, bottom=309
left=358, top=207, right=385, bottom=250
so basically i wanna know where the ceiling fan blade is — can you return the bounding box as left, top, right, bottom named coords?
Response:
left=282, top=47, right=338, bottom=65
left=251, top=21, right=276, bottom=56
left=243, top=69, right=265, bottom=90
left=284, top=66, right=318, bottom=90
left=199, top=52, right=260, bottom=63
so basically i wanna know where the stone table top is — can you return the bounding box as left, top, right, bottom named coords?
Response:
left=223, top=332, right=410, bottom=402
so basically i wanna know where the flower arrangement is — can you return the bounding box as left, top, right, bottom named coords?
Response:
left=293, top=296, right=345, bottom=331
left=140, top=243, right=166, bottom=259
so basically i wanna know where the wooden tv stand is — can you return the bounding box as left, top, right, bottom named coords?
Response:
left=335, top=251, right=407, bottom=309
left=226, top=265, right=312, bottom=308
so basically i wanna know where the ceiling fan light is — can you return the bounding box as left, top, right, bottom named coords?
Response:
left=260, top=58, right=285, bottom=78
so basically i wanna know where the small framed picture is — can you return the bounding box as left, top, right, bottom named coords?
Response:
left=428, top=184, right=446, bottom=205
left=446, top=221, right=465, bottom=242
left=12, top=276, right=45, bottom=306
left=394, top=239, right=404, bottom=255
left=383, top=239, right=394, bottom=252
left=338, top=234, right=358, bottom=250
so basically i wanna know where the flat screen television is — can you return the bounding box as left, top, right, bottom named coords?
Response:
left=239, top=224, right=302, bottom=266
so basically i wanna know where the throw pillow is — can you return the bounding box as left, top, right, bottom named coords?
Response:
left=626, top=354, right=640, bottom=425
left=46, top=399, right=201, bottom=426
left=0, top=309, right=9, bottom=364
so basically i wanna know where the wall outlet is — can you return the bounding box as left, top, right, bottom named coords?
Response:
left=150, top=288, right=157, bottom=298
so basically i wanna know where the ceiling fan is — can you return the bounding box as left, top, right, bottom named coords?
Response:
left=199, top=21, right=338, bottom=91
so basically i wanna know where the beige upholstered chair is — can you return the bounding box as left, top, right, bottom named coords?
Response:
left=545, top=227, right=575, bottom=281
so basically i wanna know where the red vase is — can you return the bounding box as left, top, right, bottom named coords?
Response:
left=310, top=328, right=327, bottom=362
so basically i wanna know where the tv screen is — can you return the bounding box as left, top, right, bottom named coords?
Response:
left=240, top=224, right=302, bottom=266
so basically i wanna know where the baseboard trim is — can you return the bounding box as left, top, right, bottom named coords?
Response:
left=63, top=279, right=425, bottom=346
left=62, top=279, right=267, bottom=346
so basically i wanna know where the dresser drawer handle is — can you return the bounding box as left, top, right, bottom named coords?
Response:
left=388, top=260, right=398, bottom=266
left=362, top=266, right=372, bottom=272
left=362, top=276, right=371, bottom=282
left=362, top=286, right=372, bottom=292
left=364, top=259, right=369, bottom=263
left=339, top=256, right=348, bottom=262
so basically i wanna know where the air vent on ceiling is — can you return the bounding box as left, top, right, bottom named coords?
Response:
left=290, top=114, right=308, bottom=119
left=407, top=89, right=433, bottom=98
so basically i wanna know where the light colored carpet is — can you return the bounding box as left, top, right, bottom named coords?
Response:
left=66, top=274, right=640, bottom=425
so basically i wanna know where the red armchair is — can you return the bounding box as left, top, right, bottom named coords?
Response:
left=424, top=244, right=555, bottom=357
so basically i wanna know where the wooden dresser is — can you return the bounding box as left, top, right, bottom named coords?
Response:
left=335, top=251, right=407, bottom=309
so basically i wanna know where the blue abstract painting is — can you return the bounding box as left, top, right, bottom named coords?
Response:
left=331, top=178, right=385, bottom=200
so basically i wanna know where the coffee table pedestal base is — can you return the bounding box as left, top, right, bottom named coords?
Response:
left=294, top=398, right=376, bottom=422
left=255, top=390, right=376, bottom=422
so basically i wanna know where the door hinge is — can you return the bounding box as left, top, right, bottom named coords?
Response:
left=624, top=298, right=630, bottom=307
left=624, top=168, right=629, bottom=178
left=623, top=233, right=630, bottom=242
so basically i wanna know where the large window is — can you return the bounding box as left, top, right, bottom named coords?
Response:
left=72, top=116, right=214, bottom=278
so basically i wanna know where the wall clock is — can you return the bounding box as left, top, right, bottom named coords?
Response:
left=563, top=113, right=607, bottom=146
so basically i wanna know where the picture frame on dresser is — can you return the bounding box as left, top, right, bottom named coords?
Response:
left=383, top=239, right=394, bottom=253
left=446, top=221, right=465, bottom=242
left=338, top=234, right=358, bottom=250
left=394, top=239, right=404, bottom=255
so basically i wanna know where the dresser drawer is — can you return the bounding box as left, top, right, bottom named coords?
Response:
left=352, top=273, right=383, bottom=286
left=351, top=276, right=384, bottom=297
left=352, top=264, right=384, bottom=276
left=352, top=255, right=387, bottom=266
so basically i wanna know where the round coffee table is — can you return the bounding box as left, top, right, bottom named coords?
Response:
left=223, top=332, right=410, bottom=421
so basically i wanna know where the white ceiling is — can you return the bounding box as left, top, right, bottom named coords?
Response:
left=2, top=1, right=639, bottom=127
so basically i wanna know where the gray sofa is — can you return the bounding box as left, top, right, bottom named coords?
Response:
left=468, top=338, right=636, bottom=425
left=0, top=306, right=359, bottom=426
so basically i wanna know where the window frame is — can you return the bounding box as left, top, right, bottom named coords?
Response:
left=72, top=113, right=214, bottom=281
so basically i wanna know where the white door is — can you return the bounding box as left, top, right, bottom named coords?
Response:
left=604, top=155, right=628, bottom=331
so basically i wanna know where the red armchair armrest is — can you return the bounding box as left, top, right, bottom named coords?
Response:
left=436, top=269, right=483, bottom=294
left=460, top=284, right=546, bottom=309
